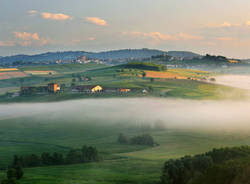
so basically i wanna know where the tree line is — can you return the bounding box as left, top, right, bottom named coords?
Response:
left=0, top=145, right=100, bottom=184
left=11, top=145, right=100, bottom=168
left=118, top=133, right=157, bottom=146
left=161, top=146, right=250, bottom=184
left=124, top=62, right=167, bottom=71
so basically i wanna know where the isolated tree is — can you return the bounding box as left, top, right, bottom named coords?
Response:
left=142, top=71, right=146, bottom=78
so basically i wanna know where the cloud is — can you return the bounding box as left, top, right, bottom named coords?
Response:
left=178, top=33, right=203, bottom=40
left=207, top=22, right=240, bottom=28
left=207, top=42, right=216, bottom=46
left=88, top=37, right=96, bottom=41
left=41, top=12, right=73, bottom=21
left=28, top=10, right=38, bottom=16
left=123, top=31, right=203, bottom=42
left=0, top=41, right=15, bottom=47
left=14, top=32, right=48, bottom=47
left=84, top=17, right=107, bottom=26
left=14, top=32, right=40, bottom=41
left=216, top=37, right=233, bottom=41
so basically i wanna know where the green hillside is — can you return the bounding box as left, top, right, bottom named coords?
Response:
left=0, top=63, right=247, bottom=102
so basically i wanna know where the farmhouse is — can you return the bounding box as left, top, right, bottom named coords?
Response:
left=48, top=83, right=60, bottom=93
left=72, top=85, right=103, bottom=93
left=20, top=83, right=60, bottom=95
left=120, top=88, right=131, bottom=93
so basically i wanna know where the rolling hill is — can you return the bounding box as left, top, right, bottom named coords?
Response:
left=166, top=51, right=201, bottom=59
left=0, top=49, right=200, bottom=64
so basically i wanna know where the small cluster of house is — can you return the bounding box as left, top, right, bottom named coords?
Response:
left=20, top=83, right=60, bottom=95
left=72, top=85, right=134, bottom=94
left=20, top=83, right=147, bottom=96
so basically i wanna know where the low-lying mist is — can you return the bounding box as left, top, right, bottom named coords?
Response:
left=1, top=97, right=250, bottom=132
left=215, top=75, right=250, bottom=90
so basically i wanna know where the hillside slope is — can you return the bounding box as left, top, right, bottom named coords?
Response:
left=0, top=49, right=201, bottom=64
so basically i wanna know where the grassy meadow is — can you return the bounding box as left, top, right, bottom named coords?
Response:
left=0, top=63, right=247, bottom=101
left=0, top=107, right=250, bottom=184
left=0, top=63, right=249, bottom=183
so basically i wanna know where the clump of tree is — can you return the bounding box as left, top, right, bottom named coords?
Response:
left=124, top=62, right=167, bottom=71
left=130, top=134, right=155, bottom=146
left=203, top=54, right=228, bottom=63
left=118, top=133, right=129, bottom=144
left=161, top=146, right=250, bottom=184
left=1, top=160, right=24, bottom=184
left=118, top=133, right=156, bottom=146
left=10, top=145, right=100, bottom=169
left=209, top=77, right=216, bottom=82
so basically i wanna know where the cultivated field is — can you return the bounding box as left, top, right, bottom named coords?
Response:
left=0, top=68, right=18, bottom=72
left=24, top=70, right=56, bottom=75
left=0, top=72, right=28, bottom=80
left=144, top=69, right=210, bottom=80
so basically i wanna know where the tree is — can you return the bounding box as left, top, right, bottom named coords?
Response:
left=41, top=152, right=52, bottom=165
left=7, top=169, right=16, bottom=180
left=24, top=154, right=40, bottom=167
left=14, top=166, right=23, bottom=180
left=61, top=83, right=66, bottom=89
left=130, top=134, right=155, bottom=146
left=52, top=152, right=64, bottom=165
left=65, top=150, right=81, bottom=164
left=1, top=178, right=18, bottom=184
left=142, top=72, right=146, bottom=78
left=117, top=133, right=128, bottom=144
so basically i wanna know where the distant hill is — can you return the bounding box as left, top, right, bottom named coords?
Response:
left=0, top=51, right=90, bottom=64
left=0, top=49, right=165, bottom=64
left=166, top=51, right=201, bottom=59
left=93, top=49, right=164, bottom=60
left=0, top=49, right=202, bottom=64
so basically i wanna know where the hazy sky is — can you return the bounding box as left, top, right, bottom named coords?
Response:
left=1, top=0, right=250, bottom=58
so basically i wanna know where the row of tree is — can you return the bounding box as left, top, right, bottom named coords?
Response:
left=118, top=133, right=156, bottom=146
left=161, top=146, right=250, bottom=184
left=124, top=62, right=167, bottom=71
left=12, top=145, right=100, bottom=168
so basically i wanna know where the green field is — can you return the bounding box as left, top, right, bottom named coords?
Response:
left=0, top=63, right=247, bottom=102
left=0, top=63, right=249, bottom=183
left=0, top=109, right=250, bottom=184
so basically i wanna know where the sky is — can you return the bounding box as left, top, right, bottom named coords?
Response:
left=1, top=0, right=250, bottom=58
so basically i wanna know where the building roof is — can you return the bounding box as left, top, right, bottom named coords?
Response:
left=74, top=85, right=101, bottom=90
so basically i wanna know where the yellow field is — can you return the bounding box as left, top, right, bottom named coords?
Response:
left=143, top=69, right=210, bottom=80
left=24, top=70, right=56, bottom=75
left=0, top=68, right=18, bottom=72
left=0, top=72, right=28, bottom=80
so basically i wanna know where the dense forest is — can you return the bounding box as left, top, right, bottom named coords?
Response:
left=161, top=146, right=250, bottom=184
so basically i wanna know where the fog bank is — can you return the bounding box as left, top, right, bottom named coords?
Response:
left=1, top=98, right=250, bottom=132
left=215, top=75, right=250, bottom=90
